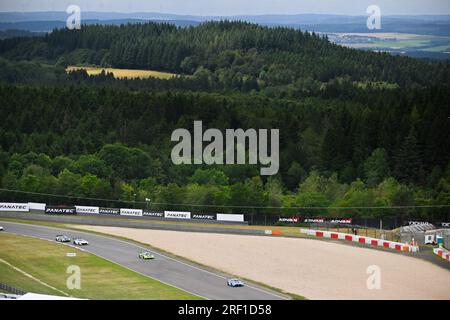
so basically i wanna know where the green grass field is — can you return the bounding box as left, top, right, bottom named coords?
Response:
left=0, top=257, right=58, bottom=295
left=372, top=39, right=430, bottom=49
left=337, top=33, right=450, bottom=55
left=0, top=218, right=303, bottom=299
left=0, top=233, right=200, bottom=299
left=66, top=65, right=177, bottom=79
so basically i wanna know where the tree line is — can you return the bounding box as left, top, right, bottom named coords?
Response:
left=0, top=21, right=449, bottom=220
left=0, top=85, right=448, bottom=219
left=1, top=21, right=450, bottom=92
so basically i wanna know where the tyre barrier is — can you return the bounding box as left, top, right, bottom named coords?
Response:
left=300, top=229, right=419, bottom=253
left=433, top=247, right=450, bottom=262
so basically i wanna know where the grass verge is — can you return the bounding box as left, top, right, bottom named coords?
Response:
left=0, top=217, right=300, bottom=299
left=0, top=232, right=200, bottom=300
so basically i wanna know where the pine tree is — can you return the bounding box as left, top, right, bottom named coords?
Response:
left=394, top=129, right=424, bottom=184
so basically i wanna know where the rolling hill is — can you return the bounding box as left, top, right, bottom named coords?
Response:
left=0, top=21, right=448, bottom=221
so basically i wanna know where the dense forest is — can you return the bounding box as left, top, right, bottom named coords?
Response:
left=0, top=21, right=449, bottom=221
left=1, top=21, right=450, bottom=91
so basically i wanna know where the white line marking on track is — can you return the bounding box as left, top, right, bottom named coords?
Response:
left=3, top=230, right=206, bottom=300
left=0, top=257, right=70, bottom=296
left=69, top=226, right=289, bottom=299
left=2, top=221, right=289, bottom=300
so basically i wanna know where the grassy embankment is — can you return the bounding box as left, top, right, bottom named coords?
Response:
left=0, top=232, right=201, bottom=299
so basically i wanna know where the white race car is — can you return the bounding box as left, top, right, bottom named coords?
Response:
left=73, top=238, right=89, bottom=246
left=55, top=235, right=71, bottom=242
left=0, top=226, right=4, bottom=231
left=139, top=251, right=155, bottom=260
left=227, top=279, right=245, bottom=287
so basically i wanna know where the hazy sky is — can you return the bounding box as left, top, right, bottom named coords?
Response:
left=1, top=0, right=449, bottom=16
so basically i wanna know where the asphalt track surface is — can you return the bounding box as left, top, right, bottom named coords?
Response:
left=0, top=221, right=289, bottom=300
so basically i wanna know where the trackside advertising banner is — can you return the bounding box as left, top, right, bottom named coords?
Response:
left=304, top=218, right=325, bottom=223
left=192, top=213, right=217, bottom=220
left=120, top=208, right=143, bottom=216
left=0, top=202, right=29, bottom=212
left=330, top=218, right=352, bottom=224
left=45, top=206, right=76, bottom=214
left=216, top=213, right=244, bottom=222
left=408, top=221, right=431, bottom=226
left=75, top=206, right=99, bottom=214
left=164, top=211, right=191, bottom=219
left=143, top=210, right=164, bottom=218
left=28, top=202, right=46, bottom=211
left=278, top=216, right=300, bottom=223
left=304, top=217, right=352, bottom=224
left=99, top=207, right=120, bottom=215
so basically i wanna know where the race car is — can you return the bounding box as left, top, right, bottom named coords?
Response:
left=73, top=238, right=89, bottom=246
left=227, top=279, right=245, bottom=287
left=0, top=226, right=4, bottom=231
left=55, top=235, right=71, bottom=242
left=139, top=251, right=155, bottom=260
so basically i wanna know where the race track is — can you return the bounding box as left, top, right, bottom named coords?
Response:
left=0, top=221, right=288, bottom=300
